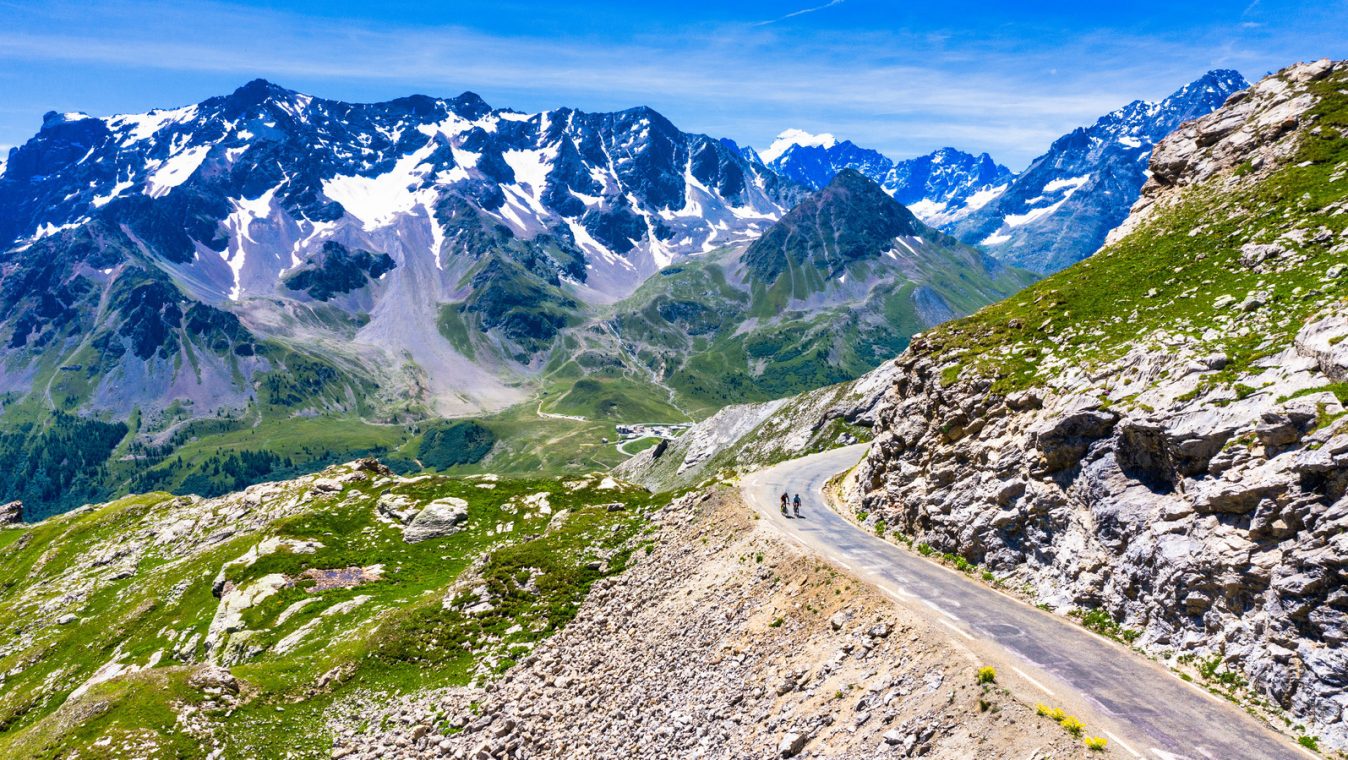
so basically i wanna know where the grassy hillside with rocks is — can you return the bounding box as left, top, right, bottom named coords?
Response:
left=599, top=172, right=1034, bottom=411
left=331, top=489, right=1086, bottom=759
left=0, top=460, right=665, bottom=757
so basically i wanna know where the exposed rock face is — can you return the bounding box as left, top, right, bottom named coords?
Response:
left=378, top=493, right=470, bottom=543
left=855, top=60, right=1348, bottom=750
left=0, top=500, right=22, bottom=524
left=404, top=498, right=470, bottom=543
left=858, top=316, right=1348, bottom=747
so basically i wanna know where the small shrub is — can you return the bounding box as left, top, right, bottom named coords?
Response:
left=1060, top=716, right=1085, bottom=736
left=1084, top=736, right=1108, bottom=752
left=981, top=570, right=996, bottom=582
left=755, top=552, right=764, bottom=564
left=1035, top=703, right=1051, bottom=717
left=855, top=510, right=869, bottom=521
left=769, top=617, right=783, bottom=628
left=875, top=519, right=887, bottom=538
left=1298, top=735, right=1319, bottom=751
left=976, top=666, right=997, bottom=684
left=1074, top=607, right=1142, bottom=644
left=917, top=543, right=934, bottom=556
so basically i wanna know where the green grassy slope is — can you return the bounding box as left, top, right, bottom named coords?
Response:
left=0, top=462, right=667, bottom=757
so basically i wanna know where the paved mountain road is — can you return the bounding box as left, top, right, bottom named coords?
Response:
left=741, top=445, right=1305, bottom=760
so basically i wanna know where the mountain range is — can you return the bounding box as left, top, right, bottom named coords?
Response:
left=0, top=79, right=805, bottom=423
left=0, top=67, right=1253, bottom=516
left=763, top=137, right=1012, bottom=224
left=0, top=82, right=1035, bottom=515
left=764, top=69, right=1250, bottom=273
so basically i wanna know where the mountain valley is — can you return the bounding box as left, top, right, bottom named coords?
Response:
left=0, top=17, right=1345, bottom=757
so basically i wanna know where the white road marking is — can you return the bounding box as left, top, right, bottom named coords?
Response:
left=939, top=618, right=975, bottom=641
left=1150, top=749, right=1188, bottom=760
left=921, top=599, right=959, bottom=621
left=836, top=559, right=854, bottom=572
left=1103, top=732, right=1140, bottom=758
left=1011, top=666, right=1056, bottom=697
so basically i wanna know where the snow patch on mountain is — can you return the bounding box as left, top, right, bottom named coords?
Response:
left=108, top=105, right=200, bottom=144
left=321, top=141, right=440, bottom=229
left=145, top=144, right=212, bottom=198
left=223, top=186, right=283, bottom=300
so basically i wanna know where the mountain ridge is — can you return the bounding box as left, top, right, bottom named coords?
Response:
left=761, top=69, right=1250, bottom=274
left=951, top=68, right=1249, bottom=272
left=764, top=138, right=1013, bottom=225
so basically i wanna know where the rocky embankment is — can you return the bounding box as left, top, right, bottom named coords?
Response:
left=853, top=59, right=1348, bottom=750
left=333, top=490, right=1081, bottom=759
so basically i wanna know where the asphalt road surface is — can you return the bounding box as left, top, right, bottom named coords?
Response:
left=741, top=444, right=1305, bottom=760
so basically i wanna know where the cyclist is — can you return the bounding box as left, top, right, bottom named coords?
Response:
left=792, top=493, right=802, bottom=517
left=780, top=491, right=790, bottom=516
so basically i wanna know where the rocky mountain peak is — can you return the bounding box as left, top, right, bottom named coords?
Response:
left=226, top=77, right=299, bottom=105
left=1110, top=58, right=1340, bottom=243
left=741, top=169, right=923, bottom=283
left=950, top=68, right=1249, bottom=273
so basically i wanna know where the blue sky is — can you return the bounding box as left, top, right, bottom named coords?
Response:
left=0, top=0, right=1344, bottom=168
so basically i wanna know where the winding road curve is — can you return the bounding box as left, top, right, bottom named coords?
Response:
left=742, top=445, right=1306, bottom=760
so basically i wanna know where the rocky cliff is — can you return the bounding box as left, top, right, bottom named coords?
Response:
left=853, top=59, right=1348, bottom=750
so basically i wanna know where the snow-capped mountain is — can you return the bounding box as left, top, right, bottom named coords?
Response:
left=762, top=134, right=1012, bottom=227
left=884, top=148, right=1014, bottom=223
left=601, top=169, right=1035, bottom=405
left=950, top=69, right=1249, bottom=273
left=0, top=80, right=804, bottom=417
